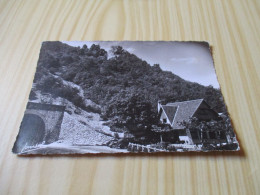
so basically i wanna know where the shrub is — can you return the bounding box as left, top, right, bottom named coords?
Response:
left=72, top=96, right=85, bottom=109
left=167, top=145, right=176, bottom=151
left=36, top=75, right=60, bottom=93
left=58, top=85, right=79, bottom=100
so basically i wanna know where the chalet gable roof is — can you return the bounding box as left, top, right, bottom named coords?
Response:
left=162, top=99, right=204, bottom=129
left=161, top=105, right=178, bottom=124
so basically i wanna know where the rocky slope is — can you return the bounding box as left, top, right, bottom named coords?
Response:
left=30, top=89, right=113, bottom=146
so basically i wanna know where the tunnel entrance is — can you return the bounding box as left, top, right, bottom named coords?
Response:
left=13, top=114, right=45, bottom=153
left=13, top=102, right=65, bottom=154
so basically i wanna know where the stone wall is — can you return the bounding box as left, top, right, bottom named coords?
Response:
left=24, top=102, right=65, bottom=144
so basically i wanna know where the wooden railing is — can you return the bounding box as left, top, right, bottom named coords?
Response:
left=128, top=143, right=167, bottom=152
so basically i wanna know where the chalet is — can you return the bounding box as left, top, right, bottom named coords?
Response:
left=157, top=99, right=226, bottom=144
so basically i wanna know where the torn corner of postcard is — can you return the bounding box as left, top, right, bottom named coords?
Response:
left=12, top=41, right=239, bottom=155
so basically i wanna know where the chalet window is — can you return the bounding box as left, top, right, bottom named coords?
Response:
left=202, top=132, right=208, bottom=139
left=163, top=119, right=167, bottom=123
left=178, top=130, right=186, bottom=136
left=220, top=131, right=226, bottom=139
left=209, top=132, right=216, bottom=139
left=191, top=130, right=200, bottom=141
left=216, top=131, right=221, bottom=139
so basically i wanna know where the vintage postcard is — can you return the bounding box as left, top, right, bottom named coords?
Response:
left=13, top=41, right=239, bottom=154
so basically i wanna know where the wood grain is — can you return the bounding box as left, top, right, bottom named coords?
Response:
left=0, top=0, right=259, bottom=194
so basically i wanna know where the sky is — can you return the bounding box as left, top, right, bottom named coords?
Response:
left=62, top=41, right=220, bottom=88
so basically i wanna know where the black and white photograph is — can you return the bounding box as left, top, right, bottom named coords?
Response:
left=12, top=41, right=239, bottom=154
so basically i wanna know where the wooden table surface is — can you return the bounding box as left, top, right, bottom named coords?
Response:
left=0, top=0, right=259, bottom=194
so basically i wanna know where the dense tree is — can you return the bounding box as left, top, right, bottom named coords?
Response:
left=181, top=116, right=234, bottom=142
left=36, top=41, right=228, bottom=135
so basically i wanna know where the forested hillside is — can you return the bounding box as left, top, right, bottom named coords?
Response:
left=33, top=41, right=226, bottom=135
